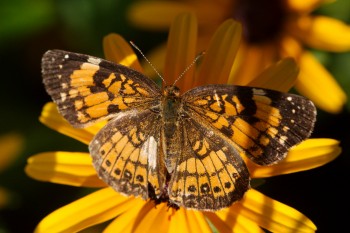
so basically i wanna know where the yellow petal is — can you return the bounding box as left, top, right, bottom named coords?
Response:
left=204, top=212, right=232, bottom=233
left=205, top=210, right=264, bottom=233
left=103, top=33, right=143, bottom=72
left=230, top=189, right=317, bottom=232
left=228, top=44, right=261, bottom=85
left=39, top=102, right=104, bottom=144
left=133, top=203, right=171, bottom=233
left=34, top=188, right=144, bottom=233
left=104, top=200, right=149, bottom=233
left=248, top=139, right=341, bottom=178
left=291, top=16, right=350, bottom=52
left=164, top=12, right=197, bottom=92
left=171, top=209, right=211, bottom=233
left=190, top=0, right=234, bottom=33
left=296, top=51, right=347, bottom=113
left=278, top=37, right=345, bottom=111
left=127, top=1, right=192, bottom=30
left=247, top=57, right=299, bottom=92
left=286, top=0, right=328, bottom=13
left=25, top=152, right=106, bottom=187
left=196, top=19, right=241, bottom=86
left=191, top=210, right=213, bottom=232
left=0, top=133, right=23, bottom=171
left=280, top=35, right=303, bottom=58
left=169, top=207, right=192, bottom=233
left=229, top=43, right=277, bottom=85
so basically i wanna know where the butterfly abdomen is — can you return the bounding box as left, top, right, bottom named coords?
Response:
left=161, top=86, right=183, bottom=173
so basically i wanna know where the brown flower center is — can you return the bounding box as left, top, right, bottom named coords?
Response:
left=232, top=0, right=287, bottom=44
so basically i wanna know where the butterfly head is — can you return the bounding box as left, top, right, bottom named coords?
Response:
left=163, top=85, right=180, bottom=98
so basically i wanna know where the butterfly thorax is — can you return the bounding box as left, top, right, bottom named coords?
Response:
left=162, top=86, right=183, bottom=173
left=162, top=85, right=181, bottom=127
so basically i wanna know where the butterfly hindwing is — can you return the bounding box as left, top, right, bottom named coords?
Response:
left=89, top=109, right=166, bottom=199
left=182, top=84, right=316, bottom=165
left=168, top=115, right=250, bottom=211
left=41, top=50, right=161, bottom=128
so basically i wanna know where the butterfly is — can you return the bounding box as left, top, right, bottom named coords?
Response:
left=41, top=49, right=316, bottom=211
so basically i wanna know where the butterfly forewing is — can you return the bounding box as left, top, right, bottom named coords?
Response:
left=41, top=50, right=161, bottom=128
left=182, top=84, right=316, bottom=165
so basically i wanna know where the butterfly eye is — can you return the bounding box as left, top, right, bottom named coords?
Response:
left=163, top=86, right=180, bottom=97
left=172, top=86, right=180, bottom=97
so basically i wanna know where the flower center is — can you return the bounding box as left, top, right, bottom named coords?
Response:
left=232, top=0, right=287, bottom=44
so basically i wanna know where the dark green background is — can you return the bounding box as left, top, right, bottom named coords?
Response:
left=0, top=0, right=349, bottom=232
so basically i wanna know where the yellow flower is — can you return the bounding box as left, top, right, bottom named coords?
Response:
left=25, top=13, right=341, bottom=232
left=0, top=133, right=23, bottom=208
left=128, top=0, right=350, bottom=113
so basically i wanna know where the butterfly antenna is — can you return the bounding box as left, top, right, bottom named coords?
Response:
left=130, top=41, right=166, bottom=85
left=173, top=51, right=205, bottom=86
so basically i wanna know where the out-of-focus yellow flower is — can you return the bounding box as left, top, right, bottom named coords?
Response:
left=25, top=13, right=341, bottom=232
left=128, top=0, right=349, bottom=113
left=0, top=133, right=23, bottom=208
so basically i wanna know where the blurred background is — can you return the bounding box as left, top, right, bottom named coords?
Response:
left=0, top=0, right=349, bottom=232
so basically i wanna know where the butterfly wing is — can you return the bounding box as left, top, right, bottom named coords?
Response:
left=41, top=50, right=161, bottom=127
left=182, top=84, right=317, bottom=165
left=168, top=116, right=250, bottom=211
left=42, top=49, right=166, bottom=199
left=89, top=109, right=166, bottom=199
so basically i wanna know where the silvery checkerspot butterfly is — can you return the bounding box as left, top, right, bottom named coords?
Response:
left=42, top=50, right=316, bottom=211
